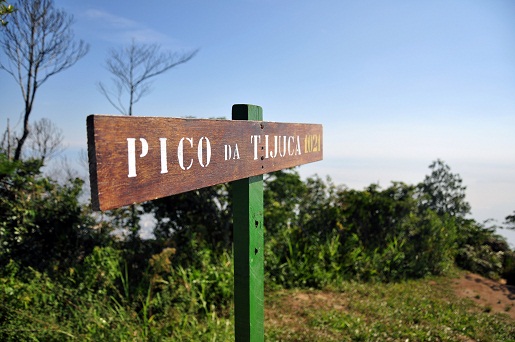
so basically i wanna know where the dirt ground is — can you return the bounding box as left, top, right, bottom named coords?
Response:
left=452, top=273, right=515, bottom=319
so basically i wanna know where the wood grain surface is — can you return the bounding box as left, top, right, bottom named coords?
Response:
left=87, top=115, right=323, bottom=211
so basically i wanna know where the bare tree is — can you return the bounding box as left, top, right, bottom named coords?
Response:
left=98, top=39, right=198, bottom=116
left=0, top=0, right=89, bottom=161
left=1, top=117, right=63, bottom=162
left=97, top=40, right=197, bottom=241
left=0, top=118, right=15, bottom=158
left=27, top=118, right=63, bottom=163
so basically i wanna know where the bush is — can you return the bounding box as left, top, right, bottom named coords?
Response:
left=0, top=153, right=110, bottom=273
left=266, top=226, right=344, bottom=288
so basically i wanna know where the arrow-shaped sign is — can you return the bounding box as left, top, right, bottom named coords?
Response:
left=87, top=115, right=323, bottom=211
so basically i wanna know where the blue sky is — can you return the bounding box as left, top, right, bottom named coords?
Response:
left=2, top=1, right=515, bottom=241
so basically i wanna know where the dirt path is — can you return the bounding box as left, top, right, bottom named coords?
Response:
left=452, top=272, right=515, bottom=319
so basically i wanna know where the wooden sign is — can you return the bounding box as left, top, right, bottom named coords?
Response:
left=87, top=104, right=323, bottom=341
left=87, top=114, right=323, bottom=211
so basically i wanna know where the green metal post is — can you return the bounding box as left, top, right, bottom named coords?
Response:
left=232, top=104, right=264, bottom=341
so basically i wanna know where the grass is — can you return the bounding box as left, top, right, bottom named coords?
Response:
left=264, top=272, right=515, bottom=341
left=2, top=268, right=515, bottom=341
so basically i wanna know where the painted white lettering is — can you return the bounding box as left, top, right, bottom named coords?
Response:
left=279, top=136, right=286, bottom=157
left=251, top=135, right=261, bottom=160
left=288, top=136, right=295, bottom=156
left=127, top=138, right=148, bottom=178
left=225, top=143, right=241, bottom=160
left=270, top=136, right=278, bottom=158
left=178, top=137, right=194, bottom=170
left=233, top=143, right=240, bottom=159
left=264, top=135, right=270, bottom=159
left=295, top=136, right=301, bottom=155
left=127, top=138, right=137, bottom=178
left=159, top=138, right=168, bottom=174
left=198, top=137, right=211, bottom=167
left=224, top=144, right=231, bottom=161
left=261, top=135, right=305, bottom=159
left=140, top=138, right=148, bottom=157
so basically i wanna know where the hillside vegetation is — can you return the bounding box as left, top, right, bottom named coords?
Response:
left=1, top=153, right=514, bottom=340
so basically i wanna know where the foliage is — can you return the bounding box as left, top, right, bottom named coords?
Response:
left=296, top=175, right=343, bottom=239
left=1, top=155, right=514, bottom=339
left=263, top=161, right=508, bottom=284
left=0, top=0, right=14, bottom=26
left=505, top=210, right=515, bottom=229
left=265, top=175, right=458, bottom=284
left=143, top=184, right=233, bottom=252
left=0, top=153, right=110, bottom=272
left=418, top=159, right=471, bottom=218
left=263, top=169, right=307, bottom=238
left=338, top=182, right=417, bottom=250
left=265, top=225, right=344, bottom=288
left=2, top=259, right=515, bottom=341
left=0, top=244, right=234, bottom=340
left=454, top=219, right=510, bottom=280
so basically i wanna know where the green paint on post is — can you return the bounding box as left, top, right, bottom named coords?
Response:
left=232, top=104, right=264, bottom=341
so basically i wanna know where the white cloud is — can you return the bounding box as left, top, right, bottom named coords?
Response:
left=84, top=9, right=136, bottom=29
left=83, top=9, right=170, bottom=44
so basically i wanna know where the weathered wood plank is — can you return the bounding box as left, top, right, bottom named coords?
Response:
left=87, top=114, right=323, bottom=211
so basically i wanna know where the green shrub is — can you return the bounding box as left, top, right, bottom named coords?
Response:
left=266, top=226, right=344, bottom=288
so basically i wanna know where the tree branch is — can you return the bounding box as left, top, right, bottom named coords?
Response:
left=98, top=39, right=198, bottom=116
